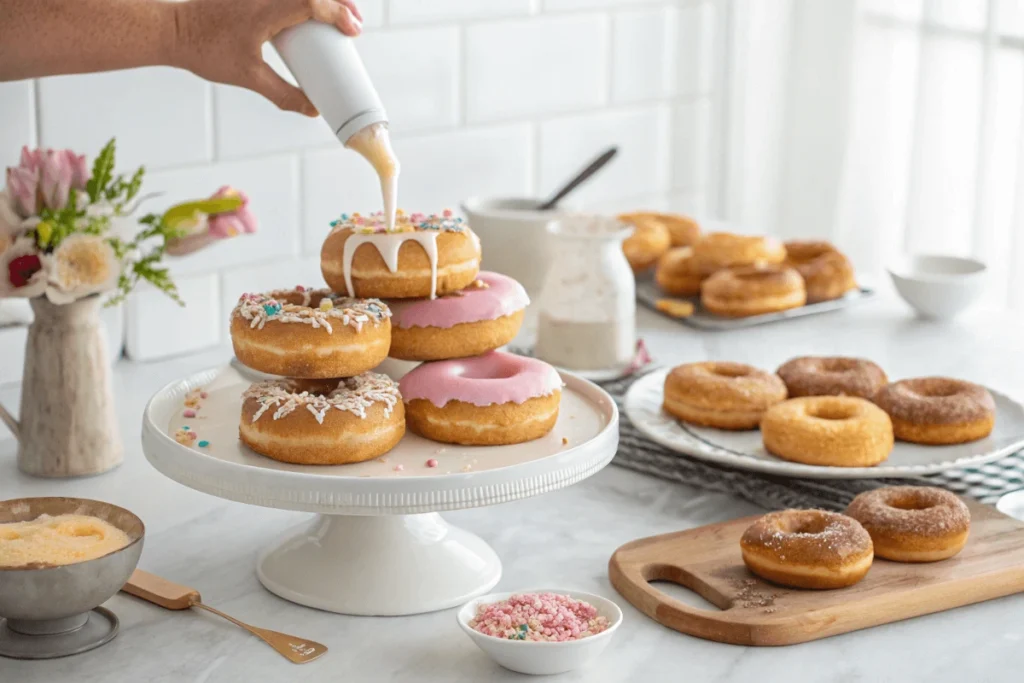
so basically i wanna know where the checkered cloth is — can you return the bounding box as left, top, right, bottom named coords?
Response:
left=514, top=346, right=1024, bottom=510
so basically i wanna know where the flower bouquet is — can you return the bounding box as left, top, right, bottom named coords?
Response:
left=0, top=139, right=257, bottom=478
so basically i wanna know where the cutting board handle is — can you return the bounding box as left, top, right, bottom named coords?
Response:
left=609, top=556, right=757, bottom=643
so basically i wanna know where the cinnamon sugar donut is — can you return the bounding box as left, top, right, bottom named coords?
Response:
left=873, top=378, right=996, bottom=445
left=620, top=215, right=671, bottom=272
left=230, top=289, right=391, bottom=378
left=621, top=212, right=701, bottom=248
left=846, top=486, right=970, bottom=562
left=784, top=240, right=857, bottom=303
left=692, top=232, right=786, bottom=275
left=776, top=356, right=888, bottom=399
left=239, top=375, right=405, bottom=465
left=740, top=510, right=874, bottom=589
left=760, top=397, right=894, bottom=467
left=321, top=210, right=481, bottom=299
left=400, top=351, right=562, bottom=445
left=387, top=272, right=528, bottom=361
left=654, top=247, right=703, bottom=297
left=662, top=362, right=787, bottom=430
left=701, top=265, right=806, bottom=317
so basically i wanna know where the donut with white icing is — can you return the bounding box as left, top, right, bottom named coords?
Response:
left=230, top=288, right=391, bottom=378
left=399, top=351, right=563, bottom=445
left=387, top=272, right=529, bottom=361
left=320, top=210, right=481, bottom=299
left=239, top=374, right=404, bottom=465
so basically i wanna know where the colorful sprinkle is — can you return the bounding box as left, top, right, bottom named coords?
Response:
left=198, top=440, right=210, bottom=448
left=183, top=409, right=197, bottom=418
left=319, top=298, right=334, bottom=312
left=393, top=464, right=405, bottom=472
left=469, top=593, right=610, bottom=642
left=200, top=392, right=208, bottom=399
left=182, top=426, right=190, bottom=431
left=263, top=302, right=281, bottom=316
left=426, top=458, right=438, bottom=468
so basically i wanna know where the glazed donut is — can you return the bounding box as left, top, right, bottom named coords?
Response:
left=620, top=215, right=671, bottom=272
left=701, top=266, right=806, bottom=317
left=239, top=374, right=404, bottom=465
left=784, top=240, right=857, bottom=303
left=740, top=510, right=874, bottom=589
left=873, top=377, right=996, bottom=445
left=776, top=356, right=888, bottom=399
left=662, top=362, right=787, bottom=430
left=621, top=212, right=701, bottom=248
left=654, top=247, right=703, bottom=297
left=399, top=351, right=562, bottom=445
left=387, top=272, right=528, bottom=361
left=761, top=397, right=894, bottom=467
left=692, top=232, right=785, bottom=275
left=230, top=288, right=391, bottom=378
left=846, top=486, right=970, bottom=563
left=321, top=210, right=481, bottom=299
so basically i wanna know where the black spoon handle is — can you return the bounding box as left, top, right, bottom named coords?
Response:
left=537, top=146, right=618, bottom=211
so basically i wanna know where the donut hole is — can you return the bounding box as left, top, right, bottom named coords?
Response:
left=733, top=269, right=776, bottom=283
left=821, top=358, right=858, bottom=374
left=919, top=385, right=960, bottom=398
left=808, top=404, right=857, bottom=421
left=457, top=364, right=519, bottom=380
left=888, top=496, right=935, bottom=511
left=711, top=365, right=750, bottom=379
left=786, top=517, right=831, bottom=535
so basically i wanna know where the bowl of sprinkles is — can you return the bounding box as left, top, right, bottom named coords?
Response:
left=457, top=589, right=622, bottom=675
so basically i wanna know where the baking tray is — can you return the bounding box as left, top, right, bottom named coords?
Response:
left=636, top=274, right=875, bottom=330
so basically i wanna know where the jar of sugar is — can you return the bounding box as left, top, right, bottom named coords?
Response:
left=534, top=214, right=636, bottom=372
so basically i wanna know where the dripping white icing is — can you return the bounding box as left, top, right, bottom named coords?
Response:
left=342, top=232, right=440, bottom=299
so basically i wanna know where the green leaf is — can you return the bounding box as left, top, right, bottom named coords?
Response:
left=87, top=138, right=116, bottom=203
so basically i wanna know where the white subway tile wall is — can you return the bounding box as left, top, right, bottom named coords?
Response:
left=0, top=0, right=718, bottom=361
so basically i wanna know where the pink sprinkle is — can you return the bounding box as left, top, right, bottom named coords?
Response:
left=468, top=593, right=610, bottom=642
left=200, top=392, right=208, bottom=399
left=183, top=409, right=197, bottom=418
left=393, top=464, right=404, bottom=472
left=296, top=285, right=305, bottom=292
left=442, top=208, right=453, bottom=218
left=426, top=458, right=438, bottom=468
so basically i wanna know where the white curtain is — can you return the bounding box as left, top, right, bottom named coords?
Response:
left=721, top=0, right=1024, bottom=308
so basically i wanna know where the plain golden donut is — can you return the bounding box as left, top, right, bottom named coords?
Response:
left=760, top=396, right=894, bottom=467
left=872, top=377, right=996, bottom=445
left=776, top=356, right=888, bottom=399
left=621, top=211, right=701, bottom=248
left=663, top=361, right=787, bottom=430
left=701, top=265, right=806, bottom=317
left=654, top=246, right=703, bottom=297
left=845, top=486, right=970, bottom=563
left=740, top=510, right=874, bottom=589
left=321, top=212, right=481, bottom=299
left=692, top=232, right=786, bottom=275
left=620, top=214, right=671, bottom=272
left=783, top=240, right=857, bottom=303
left=239, top=375, right=405, bottom=465
left=230, top=288, right=391, bottom=379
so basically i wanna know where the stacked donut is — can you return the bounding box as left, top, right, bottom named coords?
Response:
left=620, top=212, right=858, bottom=318
left=229, top=209, right=564, bottom=463
left=662, top=356, right=996, bottom=470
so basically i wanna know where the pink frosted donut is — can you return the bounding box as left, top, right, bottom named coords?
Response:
left=386, top=272, right=529, bottom=361
left=400, top=351, right=563, bottom=445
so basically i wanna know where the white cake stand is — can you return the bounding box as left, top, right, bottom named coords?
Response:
left=141, top=365, right=618, bottom=616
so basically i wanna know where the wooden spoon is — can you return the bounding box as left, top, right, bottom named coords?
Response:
left=122, top=569, right=327, bottom=664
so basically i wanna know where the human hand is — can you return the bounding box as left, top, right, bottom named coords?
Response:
left=173, top=0, right=363, bottom=116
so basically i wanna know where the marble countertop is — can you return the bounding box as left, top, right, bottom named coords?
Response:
left=2, top=297, right=1023, bottom=682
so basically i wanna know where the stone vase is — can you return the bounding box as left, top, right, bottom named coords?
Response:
left=0, top=296, right=123, bottom=477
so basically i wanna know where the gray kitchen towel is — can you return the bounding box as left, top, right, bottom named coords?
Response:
left=513, top=343, right=1024, bottom=510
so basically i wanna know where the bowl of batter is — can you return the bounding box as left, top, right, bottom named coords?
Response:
left=0, top=497, right=144, bottom=658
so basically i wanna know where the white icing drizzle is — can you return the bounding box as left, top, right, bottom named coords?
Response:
left=342, top=232, right=440, bottom=299
left=244, top=374, right=401, bottom=426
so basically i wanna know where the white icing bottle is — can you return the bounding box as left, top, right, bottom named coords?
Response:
left=272, top=22, right=387, bottom=144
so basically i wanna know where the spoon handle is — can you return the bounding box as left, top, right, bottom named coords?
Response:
left=192, top=602, right=328, bottom=664
left=538, top=146, right=618, bottom=210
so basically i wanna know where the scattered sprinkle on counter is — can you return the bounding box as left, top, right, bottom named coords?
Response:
left=393, top=464, right=404, bottom=472
left=426, top=458, right=438, bottom=468
left=198, top=440, right=210, bottom=448
left=469, top=593, right=610, bottom=642
left=183, top=409, right=197, bottom=418
left=562, top=437, right=569, bottom=445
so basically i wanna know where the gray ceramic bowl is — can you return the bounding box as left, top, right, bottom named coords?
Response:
left=0, top=497, right=144, bottom=634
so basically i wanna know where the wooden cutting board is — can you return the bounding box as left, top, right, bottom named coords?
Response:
left=609, top=500, right=1024, bottom=646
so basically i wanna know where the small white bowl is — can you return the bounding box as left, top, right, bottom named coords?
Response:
left=887, top=254, right=987, bottom=320
left=457, top=589, right=623, bottom=676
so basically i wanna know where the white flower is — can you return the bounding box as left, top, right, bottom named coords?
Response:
left=45, top=234, right=121, bottom=304
left=0, top=237, right=48, bottom=299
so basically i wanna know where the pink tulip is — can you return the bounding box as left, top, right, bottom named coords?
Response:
left=40, top=150, right=73, bottom=211
left=5, top=146, right=92, bottom=217
left=207, top=186, right=258, bottom=238
left=6, top=166, right=38, bottom=216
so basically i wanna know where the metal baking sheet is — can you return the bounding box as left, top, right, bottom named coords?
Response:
left=636, top=274, right=875, bottom=330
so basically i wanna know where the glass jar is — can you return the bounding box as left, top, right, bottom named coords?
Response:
left=534, top=214, right=636, bottom=372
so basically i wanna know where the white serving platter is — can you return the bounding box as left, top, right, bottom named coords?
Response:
left=625, top=369, right=1024, bottom=480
